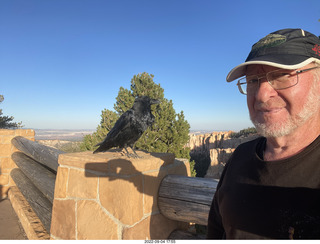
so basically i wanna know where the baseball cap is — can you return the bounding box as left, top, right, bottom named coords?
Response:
left=226, top=28, right=320, bottom=82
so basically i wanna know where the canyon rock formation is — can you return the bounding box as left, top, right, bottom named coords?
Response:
left=187, top=131, right=259, bottom=179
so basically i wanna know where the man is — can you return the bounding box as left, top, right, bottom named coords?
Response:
left=207, top=28, right=320, bottom=239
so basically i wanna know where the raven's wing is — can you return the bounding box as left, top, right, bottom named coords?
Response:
left=93, top=110, right=133, bottom=153
left=106, top=110, right=133, bottom=141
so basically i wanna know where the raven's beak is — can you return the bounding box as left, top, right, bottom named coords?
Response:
left=150, top=99, right=160, bottom=105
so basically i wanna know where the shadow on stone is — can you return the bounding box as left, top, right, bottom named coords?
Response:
left=83, top=152, right=188, bottom=240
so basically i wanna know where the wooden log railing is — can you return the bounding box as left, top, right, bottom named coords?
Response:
left=158, top=174, right=218, bottom=226
left=10, top=168, right=53, bottom=232
left=10, top=136, right=64, bottom=233
left=12, top=152, right=56, bottom=203
left=11, top=136, right=63, bottom=172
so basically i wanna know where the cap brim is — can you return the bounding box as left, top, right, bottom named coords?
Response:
left=226, top=57, right=320, bottom=82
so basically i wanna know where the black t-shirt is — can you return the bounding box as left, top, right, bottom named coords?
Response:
left=207, top=136, right=320, bottom=239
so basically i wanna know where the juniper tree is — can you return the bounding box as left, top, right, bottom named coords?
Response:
left=80, top=72, right=191, bottom=159
left=0, top=95, right=22, bottom=129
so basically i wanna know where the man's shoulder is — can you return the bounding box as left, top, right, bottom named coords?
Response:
left=229, top=136, right=266, bottom=160
left=222, top=136, right=265, bottom=173
left=236, top=136, right=265, bottom=151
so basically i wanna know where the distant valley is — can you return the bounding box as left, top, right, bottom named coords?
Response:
left=34, top=129, right=220, bottom=141
left=34, top=129, right=94, bottom=141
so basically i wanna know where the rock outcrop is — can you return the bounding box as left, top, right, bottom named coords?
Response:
left=187, top=131, right=259, bottom=179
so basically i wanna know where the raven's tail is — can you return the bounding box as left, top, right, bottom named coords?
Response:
left=92, top=145, right=101, bottom=154
left=92, top=141, right=112, bottom=154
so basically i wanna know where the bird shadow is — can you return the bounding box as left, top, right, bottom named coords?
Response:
left=84, top=154, right=188, bottom=239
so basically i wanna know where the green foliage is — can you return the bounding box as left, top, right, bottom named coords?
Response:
left=190, top=151, right=211, bottom=177
left=114, top=87, right=135, bottom=115
left=230, top=127, right=257, bottom=138
left=80, top=109, right=119, bottom=151
left=80, top=72, right=191, bottom=159
left=0, top=95, right=23, bottom=129
left=189, top=160, right=197, bottom=177
left=57, top=142, right=82, bottom=153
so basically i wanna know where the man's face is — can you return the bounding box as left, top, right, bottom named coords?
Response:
left=246, top=64, right=320, bottom=138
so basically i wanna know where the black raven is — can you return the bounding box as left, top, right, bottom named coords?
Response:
left=93, top=96, right=160, bottom=157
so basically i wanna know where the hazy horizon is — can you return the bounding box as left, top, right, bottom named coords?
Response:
left=33, top=128, right=235, bottom=141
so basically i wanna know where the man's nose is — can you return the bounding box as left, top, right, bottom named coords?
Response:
left=254, top=77, right=277, bottom=102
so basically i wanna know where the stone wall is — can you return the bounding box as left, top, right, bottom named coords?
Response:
left=0, top=129, right=34, bottom=199
left=50, top=150, right=191, bottom=240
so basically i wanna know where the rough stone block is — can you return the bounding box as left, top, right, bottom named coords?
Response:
left=51, top=151, right=190, bottom=240
left=167, top=159, right=190, bottom=176
left=54, top=167, right=69, bottom=199
left=99, top=174, right=143, bottom=226
left=59, top=151, right=175, bottom=176
left=50, top=199, right=76, bottom=240
left=0, top=157, right=7, bottom=169
left=1, top=135, right=14, bottom=144
left=0, top=144, right=12, bottom=156
left=15, top=129, right=35, bottom=137
left=143, top=169, right=167, bottom=214
left=0, top=129, right=15, bottom=136
left=77, top=200, right=118, bottom=240
left=58, top=151, right=108, bottom=170
left=113, top=152, right=175, bottom=173
left=1, top=168, right=11, bottom=174
left=67, top=168, right=98, bottom=199
left=149, top=214, right=181, bottom=239
left=1, top=157, right=16, bottom=169
left=122, top=213, right=179, bottom=240
left=1, top=185, right=10, bottom=199
left=0, top=174, right=9, bottom=185
left=104, top=157, right=163, bottom=175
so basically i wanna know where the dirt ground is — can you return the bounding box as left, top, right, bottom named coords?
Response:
left=0, top=198, right=27, bottom=240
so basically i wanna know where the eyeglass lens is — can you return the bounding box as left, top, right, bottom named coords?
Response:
left=238, top=70, right=299, bottom=95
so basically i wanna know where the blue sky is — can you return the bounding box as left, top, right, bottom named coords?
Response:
left=1, top=0, right=319, bottom=131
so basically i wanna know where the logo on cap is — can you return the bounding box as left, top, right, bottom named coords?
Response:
left=312, top=44, right=320, bottom=56
left=251, top=34, right=287, bottom=52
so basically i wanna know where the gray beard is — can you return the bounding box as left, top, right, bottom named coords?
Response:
left=250, top=80, right=319, bottom=138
